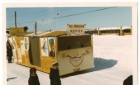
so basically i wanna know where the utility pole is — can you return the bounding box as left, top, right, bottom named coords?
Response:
left=15, top=11, right=17, bottom=27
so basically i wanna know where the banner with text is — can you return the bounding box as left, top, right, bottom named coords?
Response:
left=67, top=24, right=86, bottom=36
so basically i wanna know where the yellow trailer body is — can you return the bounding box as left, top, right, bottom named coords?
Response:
left=7, top=31, right=94, bottom=75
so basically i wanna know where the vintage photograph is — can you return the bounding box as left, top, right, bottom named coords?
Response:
left=4, top=2, right=137, bottom=85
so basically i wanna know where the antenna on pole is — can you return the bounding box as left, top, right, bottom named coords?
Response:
left=15, top=11, right=17, bottom=27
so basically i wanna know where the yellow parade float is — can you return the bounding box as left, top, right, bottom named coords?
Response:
left=7, top=23, right=94, bottom=76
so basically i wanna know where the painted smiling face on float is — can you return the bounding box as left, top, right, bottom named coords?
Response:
left=60, top=49, right=92, bottom=72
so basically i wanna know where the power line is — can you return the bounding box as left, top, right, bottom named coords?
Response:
left=6, top=8, right=69, bottom=17
left=9, top=7, right=117, bottom=25
left=57, top=7, right=117, bottom=18
left=6, top=9, right=50, bottom=17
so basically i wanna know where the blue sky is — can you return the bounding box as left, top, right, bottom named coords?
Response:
left=6, top=7, right=132, bottom=32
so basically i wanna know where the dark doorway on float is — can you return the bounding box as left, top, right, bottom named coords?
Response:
left=29, top=37, right=41, bottom=66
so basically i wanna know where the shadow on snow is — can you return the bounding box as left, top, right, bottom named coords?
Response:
left=60, top=57, right=118, bottom=78
left=7, top=77, right=17, bottom=82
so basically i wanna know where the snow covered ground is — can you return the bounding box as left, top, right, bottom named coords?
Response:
left=6, top=35, right=133, bottom=85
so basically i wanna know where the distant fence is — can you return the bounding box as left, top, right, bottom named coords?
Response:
left=85, top=26, right=132, bottom=36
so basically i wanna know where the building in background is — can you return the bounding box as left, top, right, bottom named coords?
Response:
left=85, top=26, right=132, bottom=36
